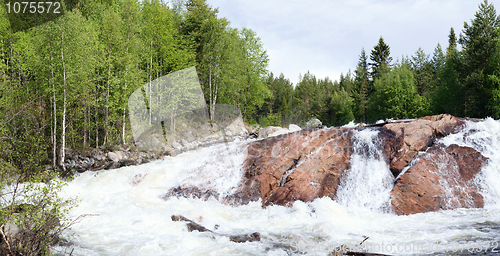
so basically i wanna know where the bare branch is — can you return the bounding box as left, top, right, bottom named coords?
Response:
left=0, top=95, right=41, bottom=131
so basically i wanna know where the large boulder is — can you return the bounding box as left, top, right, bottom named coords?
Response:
left=391, top=144, right=487, bottom=215
left=258, top=126, right=282, bottom=139
left=288, top=124, right=301, bottom=132
left=107, top=151, right=122, bottom=162
left=225, top=118, right=248, bottom=137
left=305, top=118, right=323, bottom=128
left=258, top=124, right=302, bottom=139
left=227, top=128, right=352, bottom=206
left=382, top=114, right=465, bottom=176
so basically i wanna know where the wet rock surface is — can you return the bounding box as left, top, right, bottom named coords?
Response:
left=381, top=114, right=465, bottom=176
left=391, top=144, right=487, bottom=215
left=229, top=128, right=352, bottom=206
left=156, top=114, right=488, bottom=214
left=59, top=145, right=168, bottom=177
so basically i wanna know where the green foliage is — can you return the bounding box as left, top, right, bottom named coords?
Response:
left=458, top=0, right=500, bottom=117
left=259, top=111, right=282, bottom=127
left=448, top=27, right=457, bottom=50
left=433, top=47, right=463, bottom=116
left=330, top=88, right=355, bottom=126
left=411, top=47, right=434, bottom=97
left=0, top=168, right=76, bottom=256
left=353, top=48, right=370, bottom=123
left=370, top=36, right=393, bottom=81
left=369, top=64, right=428, bottom=122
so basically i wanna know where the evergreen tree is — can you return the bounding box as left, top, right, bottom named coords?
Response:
left=261, top=73, right=295, bottom=125
left=411, top=47, right=433, bottom=97
left=434, top=46, right=462, bottom=116
left=459, top=0, right=500, bottom=117
left=353, top=48, right=369, bottom=123
left=431, top=43, right=445, bottom=71
left=370, top=36, right=392, bottom=81
left=448, top=27, right=457, bottom=51
left=368, top=63, right=427, bottom=121
left=330, top=87, right=354, bottom=126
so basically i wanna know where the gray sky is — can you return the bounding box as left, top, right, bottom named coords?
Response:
left=208, top=0, right=483, bottom=85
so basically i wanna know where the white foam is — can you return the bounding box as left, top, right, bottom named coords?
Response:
left=53, top=120, right=500, bottom=255
left=336, top=129, right=393, bottom=212
left=439, top=118, right=500, bottom=208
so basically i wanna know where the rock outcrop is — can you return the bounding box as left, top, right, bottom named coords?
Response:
left=60, top=146, right=167, bottom=177
left=257, top=124, right=303, bottom=139
left=381, top=114, right=465, bottom=176
left=228, top=128, right=351, bottom=206
left=391, top=144, right=487, bottom=215
left=162, top=114, right=488, bottom=215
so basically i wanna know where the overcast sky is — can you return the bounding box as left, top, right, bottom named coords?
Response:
left=208, top=0, right=483, bottom=85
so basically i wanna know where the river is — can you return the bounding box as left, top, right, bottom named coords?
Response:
left=53, top=118, right=500, bottom=255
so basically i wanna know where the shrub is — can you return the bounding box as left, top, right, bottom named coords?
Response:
left=0, top=164, right=76, bottom=256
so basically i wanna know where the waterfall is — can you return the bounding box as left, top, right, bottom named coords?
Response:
left=439, top=118, right=500, bottom=208
left=335, top=128, right=393, bottom=212
left=52, top=119, right=500, bottom=256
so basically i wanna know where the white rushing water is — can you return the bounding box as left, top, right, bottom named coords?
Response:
left=53, top=120, right=500, bottom=256
left=335, top=129, right=393, bottom=212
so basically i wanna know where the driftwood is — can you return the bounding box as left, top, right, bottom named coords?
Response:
left=344, top=253, right=392, bottom=256
left=330, top=237, right=393, bottom=256
left=171, top=215, right=260, bottom=243
left=365, top=118, right=417, bottom=128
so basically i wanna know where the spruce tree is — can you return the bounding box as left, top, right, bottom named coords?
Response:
left=459, top=0, right=500, bottom=117
left=369, top=36, right=393, bottom=81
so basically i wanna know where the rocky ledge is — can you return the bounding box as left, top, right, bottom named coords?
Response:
left=164, top=114, right=489, bottom=215
left=58, top=144, right=169, bottom=178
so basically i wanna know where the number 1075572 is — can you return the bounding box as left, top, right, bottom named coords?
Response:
left=6, top=2, right=61, bottom=14
left=446, top=240, right=499, bottom=253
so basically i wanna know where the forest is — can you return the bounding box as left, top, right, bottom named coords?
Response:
left=0, top=0, right=499, bottom=254
left=0, top=0, right=499, bottom=175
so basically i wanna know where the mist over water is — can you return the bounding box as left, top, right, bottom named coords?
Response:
left=54, top=119, right=500, bottom=255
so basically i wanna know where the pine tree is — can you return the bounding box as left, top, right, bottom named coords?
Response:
left=411, top=47, right=433, bottom=96
left=448, top=27, right=457, bottom=51
left=354, top=48, right=369, bottom=123
left=459, top=0, right=500, bottom=117
left=370, top=36, right=393, bottom=81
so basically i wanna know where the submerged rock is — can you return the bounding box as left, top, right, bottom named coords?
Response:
left=171, top=215, right=260, bottom=243
left=391, top=144, right=487, bottom=215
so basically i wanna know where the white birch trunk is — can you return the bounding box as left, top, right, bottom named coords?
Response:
left=59, top=29, right=67, bottom=170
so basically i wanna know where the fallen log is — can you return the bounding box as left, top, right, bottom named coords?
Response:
left=171, top=215, right=260, bottom=243
left=365, top=118, right=417, bottom=127
left=330, top=237, right=393, bottom=256
left=344, top=252, right=392, bottom=256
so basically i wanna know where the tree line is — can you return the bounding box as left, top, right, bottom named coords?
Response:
left=0, top=0, right=499, bottom=175
left=0, top=0, right=271, bottom=173
left=261, top=0, right=500, bottom=127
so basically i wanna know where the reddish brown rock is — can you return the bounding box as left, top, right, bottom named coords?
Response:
left=391, top=144, right=487, bottom=215
left=383, top=114, right=465, bottom=176
left=161, top=114, right=480, bottom=214
left=228, top=128, right=352, bottom=207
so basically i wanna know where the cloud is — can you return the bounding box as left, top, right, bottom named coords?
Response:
left=210, top=0, right=481, bottom=85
